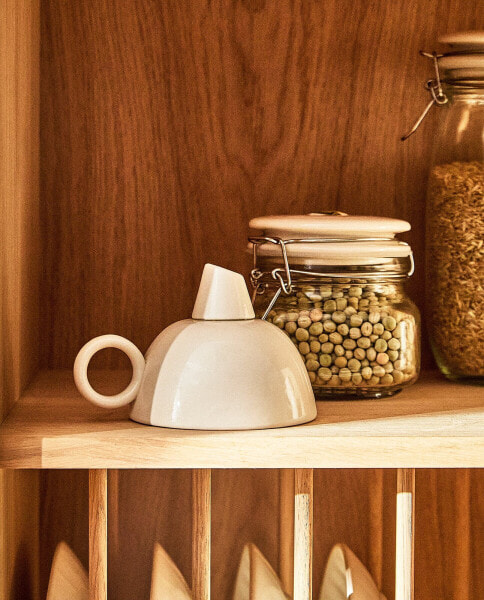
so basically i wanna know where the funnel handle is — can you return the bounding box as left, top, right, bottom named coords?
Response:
left=74, top=335, right=145, bottom=408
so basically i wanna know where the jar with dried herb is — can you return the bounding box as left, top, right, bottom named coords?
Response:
left=248, top=213, right=420, bottom=399
left=404, top=32, right=484, bottom=382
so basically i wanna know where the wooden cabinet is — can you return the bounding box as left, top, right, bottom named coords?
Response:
left=1, top=2, right=483, bottom=599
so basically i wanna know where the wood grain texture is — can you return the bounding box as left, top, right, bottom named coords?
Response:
left=2, top=370, right=483, bottom=469
left=279, top=469, right=294, bottom=595
left=0, top=0, right=40, bottom=415
left=0, top=2, right=40, bottom=598
left=34, top=3, right=484, bottom=600
left=39, top=0, right=484, bottom=369
left=192, top=470, right=211, bottom=600
left=89, top=470, right=107, bottom=600
left=294, top=469, right=312, bottom=600
left=395, top=469, right=415, bottom=600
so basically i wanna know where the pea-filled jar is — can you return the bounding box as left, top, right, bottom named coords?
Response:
left=249, top=213, right=420, bottom=399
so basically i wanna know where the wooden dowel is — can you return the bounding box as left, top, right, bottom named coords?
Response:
left=89, top=469, right=107, bottom=600
left=395, top=468, right=415, bottom=600
left=293, top=468, right=313, bottom=600
left=279, top=469, right=295, bottom=595
left=192, top=469, right=211, bottom=600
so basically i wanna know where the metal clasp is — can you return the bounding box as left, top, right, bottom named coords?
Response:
left=401, top=51, right=449, bottom=141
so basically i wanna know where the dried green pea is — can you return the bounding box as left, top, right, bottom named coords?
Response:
left=324, top=299, right=337, bottom=312
left=361, top=322, right=372, bottom=337
left=343, top=338, right=357, bottom=350
left=351, top=372, right=363, bottom=385
left=388, top=338, right=400, bottom=350
left=354, top=348, right=366, bottom=361
left=319, top=353, right=332, bottom=367
left=376, top=352, right=389, bottom=365
left=334, top=356, right=347, bottom=368
left=344, top=350, right=354, bottom=359
left=298, top=315, right=311, bottom=328
left=373, top=365, right=385, bottom=378
left=323, top=320, right=337, bottom=333
left=369, top=375, right=380, bottom=385
left=356, top=336, right=371, bottom=349
left=321, top=342, right=334, bottom=354
left=308, top=371, right=316, bottom=383
left=309, top=308, right=323, bottom=322
left=393, top=370, right=404, bottom=384
left=296, top=328, right=310, bottom=342
left=361, top=366, right=373, bottom=380
left=349, top=327, right=361, bottom=339
left=361, top=358, right=370, bottom=367
left=306, top=352, right=318, bottom=361
left=336, top=298, right=348, bottom=311
left=348, top=297, right=359, bottom=309
left=319, top=286, right=332, bottom=298
left=350, top=314, right=363, bottom=327
left=273, top=316, right=285, bottom=328
left=387, top=350, right=398, bottom=362
left=384, top=361, right=394, bottom=373
left=375, top=338, right=387, bottom=352
left=383, top=316, right=397, bottom=331
left=369, top=311, right=381, bottom=324
left=310, top=341, right=321, bottom=353
left=373, top=322, right=384, bottom=335
left=381, top=330, right=392, bottom=341
left=306, top=359, right=320, bottom=372
left=337, top=323, right=349, bottom=336
left=366, top=347, right=377, bottom=361
left=332, top=311, right=346, bottom=324
left=318, top=333, right=329, bottom=343
left=349, top=286, right=363, bottom=297
left=309, top=322, right=323, bottom=336
left=334, top=344, right=345, bottom=357
left=298, top=342, right=310, bottom=355
left=286, top=312, right=299, bottom=322
left=285, top=321, right=297, bottom=335
left=381, top=373, right=394, bottom=385
left=348, top=358, right=361, bottom=372
left=339, top=367, right=352, bottom=382
left=318, top=367, right=332, bottom=381
left=328, top=375, right=341, bottom=386
left=329, top=332, right=343, bottom=344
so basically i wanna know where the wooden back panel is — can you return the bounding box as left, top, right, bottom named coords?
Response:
left=33, top=2, right=484, bottom=600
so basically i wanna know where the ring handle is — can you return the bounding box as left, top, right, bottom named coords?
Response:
left=73, top=334, right=145, bottom=408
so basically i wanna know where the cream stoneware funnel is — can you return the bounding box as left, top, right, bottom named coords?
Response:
left=74, top=264, right=316, bottom=430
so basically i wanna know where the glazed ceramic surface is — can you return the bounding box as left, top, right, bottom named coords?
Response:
left=74, top=264, right=316, bottom=430
left=319, top=544, right=386, bottom=600
left=233, top=543, right=288, bottom=600
left=46, top=542, right=88, bottom=600
left=150, top=543, right=192, bottom=600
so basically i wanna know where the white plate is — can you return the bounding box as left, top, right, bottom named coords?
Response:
left=46, top=542, right=88, bottom=600
left=233, top=543, right=288, bottom=600
left=319, top=544, right=386, bottom=600
left=150, top=542, right=192, bottom=600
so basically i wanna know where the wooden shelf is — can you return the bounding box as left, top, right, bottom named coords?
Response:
left=1, top=370, right=483, bottom=469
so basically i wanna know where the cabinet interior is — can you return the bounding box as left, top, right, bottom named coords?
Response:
left=1, top=1, right=483, bottom=599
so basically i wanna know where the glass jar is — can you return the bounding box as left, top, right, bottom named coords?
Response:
left=405, top=33, right=484, bottom=382
left=249, top=214, right=421, bottom=399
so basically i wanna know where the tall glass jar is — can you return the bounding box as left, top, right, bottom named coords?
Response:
left=249, top=214, right=421, bottom=399
left=415, top=33, right=484, bottom=382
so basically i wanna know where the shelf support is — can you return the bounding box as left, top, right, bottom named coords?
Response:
left=192, top=469, right=211, bottom=600
left=293, top=468, right=313, bottom=600
left=279, top=469, right=295, bottom=595
left=89, top=469, right=107, bottom=600
left=395, top=468, right=415, bottom=600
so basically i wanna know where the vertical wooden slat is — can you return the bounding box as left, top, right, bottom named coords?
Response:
left=369, top=469, right=384, bottom=589
left=453, top=469, right=471, bottom=600
left=396, top=468, right=415, bottom=600
left=279, top=469, right=295, bottom=595
left=192, top=469, right=211, bottom=600
left=294, top=469, right=313, bottom=600
left=89, top=469, right=107, bottom=600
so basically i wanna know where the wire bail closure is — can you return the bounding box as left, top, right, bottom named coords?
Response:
left=249, top=236, right=415, bottom=320
left=401, top=51, right=449, bottom=141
